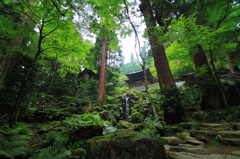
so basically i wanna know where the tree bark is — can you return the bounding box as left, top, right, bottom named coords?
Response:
left=225, top=52, right=240, bottom=73
left=142, top=65, right=158, bottom=119
left=209, top=46, right=228, bottom=108
left=0, top=0, right=38, bottom=127
left=139, top=0, right=174, bottom=88
left=191, top=44, right=228, bottom=108
left=0, top=0, right=36, bottom=86
left=98, top=34, right=108, bottom=106
left=191, top=44, right=212, bottom=74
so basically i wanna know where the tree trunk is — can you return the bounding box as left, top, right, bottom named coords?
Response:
left=191, top=44, right=212, bottom=74
left=0, top=0, right=36, bottom=86
left=0, top=0, right=37, bottom=127
left=139, top=0, right=174, bottom=89
left=9, top=108, right=20, bottom=128
left=142, top=65, right=158, bottom=119
left=191, top=44, right=228, bottom=109
left=209, top=46, right=228, bottom=108
left=225, top=52, right=240, bottom=73
left=0, top=55, right=17, bottom=87
left=98, top=34, right=108, bottom=106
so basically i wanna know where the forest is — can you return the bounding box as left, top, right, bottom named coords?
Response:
left=0, top=0, right=240, bottom=158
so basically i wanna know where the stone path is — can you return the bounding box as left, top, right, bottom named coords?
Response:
left=162, top=122, right=240, bottom=159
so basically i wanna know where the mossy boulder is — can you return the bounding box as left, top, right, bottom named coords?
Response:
left=99, top=110, right=111, bottom=120
left=130, top=112, right=144, bottom=123
left=86, top=129, right=167, bottom=159
left=116, top=120, right=135, bottom=129
left=133, top=123, right=146, bottom=131
left=63, top=114, right=104, bottom=141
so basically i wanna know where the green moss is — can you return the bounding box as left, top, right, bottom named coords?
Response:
left=176, top=132, right=189, bottom=141
left=130, top=112, right=144, bottom=123
left=85, top=129, right=167, bottom=159
left=87, top=129, right=150, bottom=143
left=116, top=120, right=135, bottom=129
left=63, top=113, right=104, bottom=128
left=134, top=123, right=146, bottom=131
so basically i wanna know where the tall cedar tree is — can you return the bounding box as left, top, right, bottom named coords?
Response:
left=0, top=0, right=36, bottom=127
left=98, top=34, right=108, bottom=106
left=139, top=0, right=174, bottom=88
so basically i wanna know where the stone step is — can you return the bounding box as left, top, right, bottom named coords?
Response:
left=179, top=122, right=200, bottom=130
left=168, top=151, right=240, bottom=159
left=231, top=151, right=240, bottom=157
left=200, top=123, right=232, bottom=131
left=168, top=152, right=208, bottom=159
left=169, top=144, right=210, bottom=155
left=232, top=123, right=240, bottom=131
left=190, top=130, right=240, bottom=142
left=186, top=139, right=204, bottom=146
left=221, top=139, right=240, bottom=146
left=161, top=136, right=184, bottom=146
left=180, top=122, right=240, bottom=131
left=207, top=154, right=240, bottom=159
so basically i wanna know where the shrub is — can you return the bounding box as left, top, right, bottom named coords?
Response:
left=159, top=86, right=186, bottom=124
left=0, top=123, right=33, bottom=158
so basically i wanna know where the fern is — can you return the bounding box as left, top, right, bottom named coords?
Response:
left=32, top=142, right=71, bottom=159
left=41, top=131, right=67, bottom=147
left=0, top=123, right=33, bottom=158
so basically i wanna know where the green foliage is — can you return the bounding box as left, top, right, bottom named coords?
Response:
left=41, top=131, right=67, bottom=147
left=0, top=123, right=33, bottom=158
left=129, top=112, right=144, bottom=123
left=0, top=56, right=36, bottom=119
left=117, top=120, right=135, bottom=129
left=106, top=67, right=122, bottom=97
left=32, top=142, right=71, bottom=159
left=79, top=79, right=99, bottom=104
left=120, top=59, right=141, bottom=74
left=1, top=1, right=240, bottom=158
left=159, top=86, right=187, bottom=124
left=215, top=134, right=222, bottom=141
left=63, top=114, right=104, bottom=129
left=140, top=118, right=162, bottom=139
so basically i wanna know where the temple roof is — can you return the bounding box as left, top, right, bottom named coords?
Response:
left=125, top=68, right=156, bottom=84
left=78, top=68, right=98, bottom=80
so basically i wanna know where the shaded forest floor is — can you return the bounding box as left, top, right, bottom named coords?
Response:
left=1, top=102, right=240, bottom=159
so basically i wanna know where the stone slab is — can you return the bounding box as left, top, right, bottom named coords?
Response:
left=162, top=136, right=184, bottom=146
left=231, top=151, right=240, bottom=157
left=168, top=152, right=207, bottom=159
left=187, top=140, right=204, bottom=145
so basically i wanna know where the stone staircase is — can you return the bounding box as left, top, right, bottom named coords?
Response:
left=190, top=123, right=240, bottom=146
left=162, top=122, right=240, bottom=159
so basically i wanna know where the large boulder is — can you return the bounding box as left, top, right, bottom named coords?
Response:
left=129, top=112, right=144, bottom=123
left=86, top=129, right=167, bottom=159
left=63, top=114, right=104, bottom=142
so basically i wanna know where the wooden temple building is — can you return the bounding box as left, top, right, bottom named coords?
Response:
left=125, top=68, right=158, bottom=91
left=78, top=68, right=98, bottom=81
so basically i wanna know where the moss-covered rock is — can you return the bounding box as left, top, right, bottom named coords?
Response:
left=99, top=110, right=111, bottom=120
left=133, top=123, right=146, bottom=131
left=116, top=120, right=135, bottom=129
left=63, top=114, right=104, bottom=141
left=86, top=129, right=167, bottom=159
left=130, top=112, right=144, bottom=123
